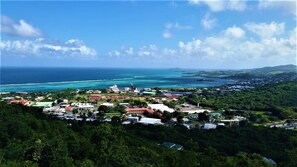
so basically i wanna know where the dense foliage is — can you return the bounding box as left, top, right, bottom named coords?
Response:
left=187, top=82, right=297, bottom=119
left=1, top=103, right=297, bottom=167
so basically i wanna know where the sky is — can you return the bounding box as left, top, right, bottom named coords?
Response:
left=0, top=0, right=296, bottom=69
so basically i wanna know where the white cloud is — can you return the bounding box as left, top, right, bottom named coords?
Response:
left=224, top=26, right=245, bottom=38
left=163, top=31, right=172, bottom=39
left=1, top=15, right=42, bottom=37
left=176, top=25, right=295, bottom=67
left=110, top=23, right=295, bottom=68
left=245, top=22, right=285, bottom=39
left=163, top=22, right=192, bottom=39
left=258, top=0, right=296, bottom=15
left=125, top=47, right=134, bottom=55
left=165, top=22, right=193, bottom=30
left=228, top=0, right=247, bottom=11
left=0, top=38, right=97, bottom=58
left=179, top=39, right=202, bottom=55
left=201, top=13, right=217, bottom=30
left=109, top=44, right=178, bottom=58
left=189, top=0, right=247, bottom=12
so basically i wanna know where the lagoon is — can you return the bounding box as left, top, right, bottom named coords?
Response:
left=0, top=67, right=234, bottom=92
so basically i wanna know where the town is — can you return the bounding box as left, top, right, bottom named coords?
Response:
left=1, top=83, right=296, bottom=131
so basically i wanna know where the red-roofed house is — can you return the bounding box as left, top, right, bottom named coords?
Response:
left=65, top=106, right=73, bottom=112
left=9, top=100, right=29, bottom=106
left=89, top=95, right=102, bottom=101
left=125, top=108, right=155, bottom=115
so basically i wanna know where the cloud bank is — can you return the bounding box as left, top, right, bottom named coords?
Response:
left=0, top=38, right=97, bottom=58
left=110, top=21, right=296, bottom=68
left=1, top=15, right=42, bottom=38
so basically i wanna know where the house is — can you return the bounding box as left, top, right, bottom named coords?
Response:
left=127, top=116, right=139, bottom=123
left=220, top=119, right=240, bottom=126
left=89, top=94, right=102, bottom=101
left=138, top=118, right=163, bottom=125
left=142, top=91, right=156, bottom=96
left=210, top=112, right=222, bottom=119
left=109, top=85, right=120, bottom=93
left=181, top=108, right=212, bottom=114
left=100, top=102, right=114, bottom=107
left=187, top=114, right=199, bottom=120
left=73, top=103, right=94, bottom=110
left=9, top=100, right=29, bottom=106
left=220, top=116, right=246, bottom=126
left=65, top=106, right=74, bottom=112
left=43, top=106, right=59, bottom=112
left=263, top=157, right=276, bottom=165
left=2, top=97, right=14, bottom=100
left=148, top=104, right=174, bottom=113
left=35, top=96, right=45, bottom=101
left=32, top=102, right=53, bottom=108
left=119, top=103, right=130, bottom=107
left=125, top=108, right=155, bottom=115
left=161, top=142, right=183, bottom=151
left=217, top=123, right=226, bottom=127
left=203, top=123, right=217, bottom=130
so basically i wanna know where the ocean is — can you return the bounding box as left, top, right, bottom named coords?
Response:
left=0, top=67, right=234, bottom=92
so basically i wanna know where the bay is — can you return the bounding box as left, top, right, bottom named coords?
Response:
left=0, top=67, right=233, bottom=92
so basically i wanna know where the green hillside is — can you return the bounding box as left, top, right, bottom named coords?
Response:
left=1, top=102, right=297, bottom=167
left=200, top=82, right=297, bottom=118
left=247, top=64, right=297, bottom=74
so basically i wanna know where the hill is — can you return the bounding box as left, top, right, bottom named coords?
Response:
left=2, top=103, right=297, bottom=166
left=199, top=82, right=297, bottom=119
left=246, top=64, right=297, bottom=74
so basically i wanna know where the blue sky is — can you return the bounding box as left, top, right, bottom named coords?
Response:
left=1, top=0, right=296, bottom=69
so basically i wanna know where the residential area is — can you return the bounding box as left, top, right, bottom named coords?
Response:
left=3, top=83, right=295, bottom=131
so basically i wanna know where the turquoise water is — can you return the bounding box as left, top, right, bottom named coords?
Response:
left=0, top=67, right=233, bottom=92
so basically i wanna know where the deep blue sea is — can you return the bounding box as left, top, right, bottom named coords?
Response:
left=0, top=67, right=234, bottom=92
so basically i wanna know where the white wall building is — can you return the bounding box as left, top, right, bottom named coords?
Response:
left=148, top=104, right=174, bottom=113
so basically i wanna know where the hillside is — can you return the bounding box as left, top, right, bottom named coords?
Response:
left=1, top=103, right=297, bottom=166
left=246, top=64, right=297, bottom=74
left=199, top=82, right=297, bottom=118
left=183, top=64, right=297, bottom=83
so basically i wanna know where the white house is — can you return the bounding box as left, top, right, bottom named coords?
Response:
left=138, top=118, right=163, bottom=125
left=148, top=104, right=174, bottom=113
left=203, top=123, right=217, bottom=130
left=100, top=102, right=114, bottom=107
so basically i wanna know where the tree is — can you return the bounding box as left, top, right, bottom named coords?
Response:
left=198, top=112, right=209, bottom=122
left=97, top=105, right=111, bottom=113
left=111, top=116, right=121, bottom=123
left=96, top=112, right=105, bottom=122
left=162, top=111, right=173, bottom=122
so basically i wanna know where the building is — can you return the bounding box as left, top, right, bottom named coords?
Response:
left=138, top=118, right=163, bottom=125
left=181, top=108, right=212, bottom=114
left=125, top=108, right=155, bottom=115
left=127, top=116, right=139, bottom=123
left=35, top=96, right=45, bottom=101
left=32, top=102, right=53, bottom=108
left=161, top=142, right=183, bottom=151
left=220, top=116, right=246, bottom=126
left=142, top=91, right=156, bottom=96
left=148, top=104, right=174, bottom=113
left=100, top=102, right=114, bottom=107
left=65, top=106, right=74, bottom=112
left=263, top=157, right=276, bottom=165
left=109, top=85, right=120, bottom=93
left=203, top=123, right=217, bottom=130
left=89, top=94, right=102, bottom=101
left=119, top=103, right=130, bottom=107
left=72, top=103, right=94, bottom=110
left=9, top=100, right=29, bottom=106
left=1, top=97, right=14, bottom=100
